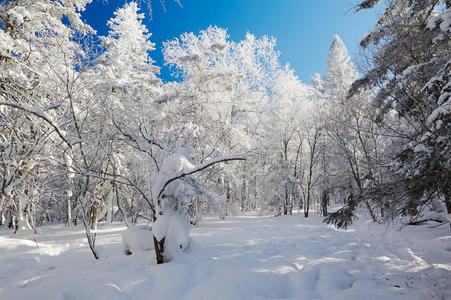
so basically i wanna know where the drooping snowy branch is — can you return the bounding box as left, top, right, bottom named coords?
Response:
left=154, top=155, right=246, bottom=203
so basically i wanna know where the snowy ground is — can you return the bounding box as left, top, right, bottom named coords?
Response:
left=1, top=214, right=450, bottom=300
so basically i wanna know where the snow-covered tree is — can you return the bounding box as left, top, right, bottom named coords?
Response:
left=0, top=0, right=92, bottom=231
left=324, top=35, right=358, bottom=101
left=97, top=1, right=160, bottom=104
left=262, top=66, right=312, bottom=215
left=341, top=0, right=451, bottom=227
left=162, top=26, right=280, bottom=215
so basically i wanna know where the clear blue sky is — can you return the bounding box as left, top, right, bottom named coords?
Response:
left=82, top=0, right=381, bottom=83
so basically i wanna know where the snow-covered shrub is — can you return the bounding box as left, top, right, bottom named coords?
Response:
left=167, top=213, right=190, bottom=251
left=122, top=212, right=190, bottom=255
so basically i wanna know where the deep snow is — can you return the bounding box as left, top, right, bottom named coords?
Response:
left=0, top=214, right=450, bottom=300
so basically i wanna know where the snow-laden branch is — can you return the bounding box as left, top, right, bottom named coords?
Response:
left=155, top=155, right=246, bottom=202
left=0, top=102, right=72, bottom=148
left=111, top=117, right=166, bottom=151
left=79, top=170, right=155, bottom=215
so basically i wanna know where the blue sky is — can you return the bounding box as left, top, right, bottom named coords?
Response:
left=82, top=0, right=381, bottom=83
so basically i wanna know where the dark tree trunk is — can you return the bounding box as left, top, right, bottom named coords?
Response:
left=284, top=188, right=288, bottom=215
left=304, top=192, right=310, bottom=217
left=444, top=184, right=451, bottom=229
left=320, top=191, right=329, bottom=216
left=153, top=235, right=166, bottom=264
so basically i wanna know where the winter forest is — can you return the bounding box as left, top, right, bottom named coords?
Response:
left=0, top=0, right=450, bottom=299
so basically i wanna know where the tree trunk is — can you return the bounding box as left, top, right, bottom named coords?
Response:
left=0, top=193, right=5, bottom=224
left=90, top=201, right=101, bottom=231
left=153, top=235, right=166, bottom=264
left=0, top=194, right=5, bottom=226
left=226, top=182, right=231, bottom=216
left=241, top=179, right=247, bottom=212
left=66, top=193, right=72, bottom=227
left=26, top=202, right=37, bottom=234
left=304, top=191, right=310, bottom=217
left=79, top=196, right=99, bottom=260
left=365, top=201, right=377, bottom=223
left=320, top=191, right=329, bottom=216
left=15, top=195, right=31, bottom=233
left=284, top=187, right=288, bottom=215
left=444, top=184, right=451, bottom=229
left=105, top=194, right=113, bottom=224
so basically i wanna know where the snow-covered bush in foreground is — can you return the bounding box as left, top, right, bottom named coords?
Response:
left=150, top=151, right=244, bottom=263
left=123, top=212, right=190, bottom=257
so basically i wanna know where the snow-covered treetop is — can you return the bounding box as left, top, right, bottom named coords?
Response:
left=326, top=35, right=358, bottom=93
left=163, top=25, right=280, bottom=91
left=98, top=2, right=160, bottom=94
left=0, top=0, right=92, bottom=92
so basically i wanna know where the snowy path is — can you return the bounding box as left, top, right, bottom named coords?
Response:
left=0, top=215, right=450, bottom=299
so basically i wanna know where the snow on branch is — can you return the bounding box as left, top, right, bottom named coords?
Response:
left=0, top=102, right=72, bottom=148
left=111, top=117, right=167, bottom=152
left=155, top=155, right=246, bottom=202
left=356, top=0, right=381, bottom=12
left=80, top=170, right=156, bottom=214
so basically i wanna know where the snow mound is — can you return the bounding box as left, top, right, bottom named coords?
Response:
left=122, top=225, right=154, bottom=254
left=0, top=236, right=37, bottom=251
left=123, top=214, right=190, bottom=254
left=167, top=213, right=190, bottom=251
left=163, top=237, right=183, bottom=262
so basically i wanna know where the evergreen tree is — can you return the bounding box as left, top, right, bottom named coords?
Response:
left=340, top=0, right=451, bottom=227
left=325, top=35, right=358, bottom=102
left=97, top=1, right=161, bottom=104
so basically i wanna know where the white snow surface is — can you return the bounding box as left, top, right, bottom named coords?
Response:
left=1, top=214, right=450, bottom=300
